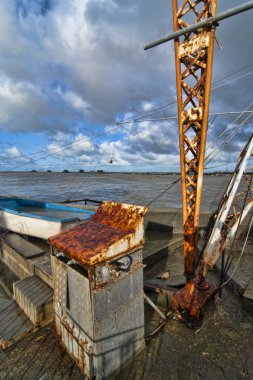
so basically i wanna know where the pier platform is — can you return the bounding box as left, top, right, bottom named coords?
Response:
left=0, top=207, right=252, bottom=379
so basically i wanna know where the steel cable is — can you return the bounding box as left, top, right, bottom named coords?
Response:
left=221, top=173, right=253, bottom=281
left=221, top=215, right=253, bottom=288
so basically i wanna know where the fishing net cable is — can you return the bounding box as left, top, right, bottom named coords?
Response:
left=145, top=177, right=181, bottom=207
left=119, top=62, right=253, bottom=125
left=9, top=125, right=121, bottom=171
left=65, top=140, right=111, bottom=202
left=205, top=101, right=253, bottom=153
left=205, top=109, right=253, bottom=166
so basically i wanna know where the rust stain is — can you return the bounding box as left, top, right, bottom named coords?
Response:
left=172, top=280, right=218, bottom=319
left=183, top=218, right=197, bottom=279
left=182, top=107, right=203, bottom=122
left=91, top=201, right=145, bottom=231
left=49, top=202, right=147, bottom=266
left=58, top=319, right=87, bottom=374
left=179, top=32, right=210, bottom=58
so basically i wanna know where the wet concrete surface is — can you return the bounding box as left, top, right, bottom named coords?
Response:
left=116, top=251, right=253, bottom=380
left=117, top=288, right=253, bottom=380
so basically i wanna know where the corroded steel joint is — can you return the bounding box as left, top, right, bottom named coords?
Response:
left=172, top=280, right=218, bottom=319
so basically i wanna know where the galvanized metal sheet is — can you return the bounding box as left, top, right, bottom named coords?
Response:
left=92, top=267, right=143, bottom=321
left=59, top=317, right=92, bottom=377
left=52, top=256, right=67, bottom=317
left=52, top=239, right=145, bottom=378
left=66, top=266, right=93, bottom=338
left=93, top=292, right=145, bottom=378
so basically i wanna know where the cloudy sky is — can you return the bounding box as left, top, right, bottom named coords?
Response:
left=0, top=0, right=252, bottom=172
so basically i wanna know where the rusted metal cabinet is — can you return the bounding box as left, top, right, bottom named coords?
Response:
left=49, top=202, right=147, bottom=379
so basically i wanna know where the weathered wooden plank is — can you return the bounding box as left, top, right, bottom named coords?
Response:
left=2, top=233, right=44, bottom=259
left=0, top=285, right=33, bottom=349
left=13, top=276, right=53, bottom=326
left=31, top=255, right=53, bottom=288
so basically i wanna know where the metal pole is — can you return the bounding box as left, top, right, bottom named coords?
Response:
left=144, top=293, right=167, bottom=320
left=144, top=1, right=253, bottom=50
left=194, top=0, right=217, bottom=229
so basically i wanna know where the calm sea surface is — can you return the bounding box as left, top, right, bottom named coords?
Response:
left=0, top=172, right=231, bottom=211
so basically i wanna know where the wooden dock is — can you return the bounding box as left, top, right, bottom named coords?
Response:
left=0, top=284, right=33, bottom=349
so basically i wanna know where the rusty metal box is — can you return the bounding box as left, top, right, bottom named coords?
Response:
left=51, top=248, right=145, bottom=379
left=50, top=202, right=147, bottom=379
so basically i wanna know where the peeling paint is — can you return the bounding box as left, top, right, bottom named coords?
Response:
left=179, top=32, right=210, bottom=58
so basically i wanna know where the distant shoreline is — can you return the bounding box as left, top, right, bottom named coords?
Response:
left=0, top=171, right=234, bottom=175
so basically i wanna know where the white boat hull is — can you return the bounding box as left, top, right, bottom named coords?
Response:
left=0, top=210, right=84, bottom=240
left=0, top=198, right=94, bottom=240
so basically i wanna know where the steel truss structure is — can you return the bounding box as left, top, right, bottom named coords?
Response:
left=172, top=0, right=217, bottom=302
left=144, top=0, right=253, bottom=318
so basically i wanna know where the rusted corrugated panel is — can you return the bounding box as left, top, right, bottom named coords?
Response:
left=48, top=202, right=147, bottom=266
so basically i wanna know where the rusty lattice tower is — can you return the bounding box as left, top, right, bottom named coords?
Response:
left=172, top=0, right=217, bottom=305
left=144, top=0, right=253, bottom=317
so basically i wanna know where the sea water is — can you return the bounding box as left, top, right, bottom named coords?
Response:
left=0, top=172, right=231, bottom=211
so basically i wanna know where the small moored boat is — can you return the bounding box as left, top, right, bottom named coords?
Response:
left=0, top=198, right=94, bottom=239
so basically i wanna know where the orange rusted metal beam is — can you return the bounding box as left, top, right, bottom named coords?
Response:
left=172, top=0, right=217, bottom=317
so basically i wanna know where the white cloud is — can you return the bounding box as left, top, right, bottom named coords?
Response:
left=47, top=133, right=95, bottom=160
left=56, top=88, right=90, bottom=113
left=0, top=0, right=252, bottom=171
left=143, top=102, right=154, bottom=111
left=0, top=145, right=31, bottom=165
left=6, top=146, right=20, bottom=157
